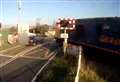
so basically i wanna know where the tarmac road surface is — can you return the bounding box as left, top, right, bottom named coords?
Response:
left=0, top=39, right=58, bottom=82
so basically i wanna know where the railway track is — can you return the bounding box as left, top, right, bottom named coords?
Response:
left=31, top=50, right=58, bottom=82
left=0, top=45, right=21, bottom=53
left=0, top=41, right=58, bottom=82
left=0, top=45, right=41, bottom=68
left=1, top=46, right=27, bottom=56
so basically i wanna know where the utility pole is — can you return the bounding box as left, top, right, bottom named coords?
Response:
left=17, top=0, right=22, bottom=34
left=0, top=0, right=3, bottom=47
left=17, top=0, right=30, bottom=45
left=0, top=0, right=3, bottom=22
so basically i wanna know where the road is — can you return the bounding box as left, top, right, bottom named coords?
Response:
left=0, top=38, right=58, bottom=82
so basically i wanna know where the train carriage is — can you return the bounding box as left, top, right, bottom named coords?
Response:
left=55, top=17, right=120, bottom=55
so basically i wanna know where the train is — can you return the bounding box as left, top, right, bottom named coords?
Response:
left=55, top=17, right=120, bottom=55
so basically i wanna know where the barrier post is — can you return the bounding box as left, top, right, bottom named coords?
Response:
left=75, top=46, right=82, bottom=82
left=63, top=28, right=68, bottom=56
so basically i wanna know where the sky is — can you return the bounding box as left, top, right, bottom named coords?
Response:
left=0, top=0, right=120, bottom=25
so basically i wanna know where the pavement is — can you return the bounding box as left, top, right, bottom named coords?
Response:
left=0, top=40, right=58, bottom=82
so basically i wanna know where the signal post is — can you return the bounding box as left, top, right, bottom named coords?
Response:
left=57, top=18, right=75, bottom=56
left=60, top=27, right=68, bottom=55
left=56, top=18, right=82, bottom=82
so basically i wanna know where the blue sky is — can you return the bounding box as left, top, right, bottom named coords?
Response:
left=0, top=0, right=120, bottom=25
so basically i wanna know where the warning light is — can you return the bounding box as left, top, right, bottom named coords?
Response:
left=57, top=19, right=61, bottom=23
left=57, top=24, right=61, bottom=28
left=56, top=18, right=76, bottom=29
left=69, top=21, right=72, bottom=24
left=69, top=18, right=73, bottom=20
left=73, top=25, right=75, bottom=28
left=60, top=17, right=64, bottom=20
left=73, top=20, right=75, bottom=24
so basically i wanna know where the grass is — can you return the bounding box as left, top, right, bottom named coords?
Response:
left=0, top=29, right=19, bottom=50
left=36, top=56, right=71, bottom=82
left=35, top=50, right=77, bottom=82
left=35, top=49, right=120, bottom=82
left=81, top=58, right=120, bottom=82
left=80, top=63, right=106, bottom=82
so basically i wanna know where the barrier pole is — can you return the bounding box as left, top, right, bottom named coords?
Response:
left=63, top=28, right=68, bottom=56
left=75, top=46, right=82, bottom=82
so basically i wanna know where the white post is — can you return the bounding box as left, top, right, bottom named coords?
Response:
left=63, top=28, right=68, bottom=56
left=75, top=46, right=82, bottom=82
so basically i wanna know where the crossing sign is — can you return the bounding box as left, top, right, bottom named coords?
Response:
left=60, top=33, right=68, bottom=38
left=56, top=17, right=76, bottom=55
left=56, top=18, right=75, bottom=30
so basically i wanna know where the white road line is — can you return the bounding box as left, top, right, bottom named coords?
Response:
left=0, top=54, right=13, bottom=58
left=0, top=45, right=21, bottom=53
left=26, top=48, right=44, bottom=55
left=0, top=42, right=48, bottom=68
left=31, top=50, right=57, bottom=82
left=0, top=44, right=49, bottom=58
left=21, top=50, right=50, bottom=60
left=20, top=50, right=51, bottom=60
left=20, top=56, right=47, bottom=60
left=0, top=45, right=41, bottom=68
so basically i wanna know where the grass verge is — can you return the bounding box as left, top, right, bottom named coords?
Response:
left=35, top=50, right=119, bottom=82
left=0, top=29, right=19, bottom=50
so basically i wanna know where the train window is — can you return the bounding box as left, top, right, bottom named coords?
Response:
left=103, top=24, right=110, bottom=30
left=109, top=22, right=120, bottom=34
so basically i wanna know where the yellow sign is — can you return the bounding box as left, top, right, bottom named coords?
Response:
left=100, top=35, right=120, bottom=45
left=60, top=33, right=68, bottom=38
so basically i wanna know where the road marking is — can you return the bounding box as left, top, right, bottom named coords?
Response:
left=0, top=44, right=50, bottom=60
left=20, top=56, right=47, bottom=60
left=0, top=51, right=49, bottom=60
left=0, top=44, right=49, bottom=57
left=0, top=45, right=21, bottom=53
left=0, top=42, right=49, bottom=68
left=31, top=50, right=57, bottom=82
left=26, top=48, right=45, bottom=55
left=0, top=45, right=41, bottom=68
left=0, top=54, right=13, bottom=58
left=21, top=50, right=50, bottom=60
